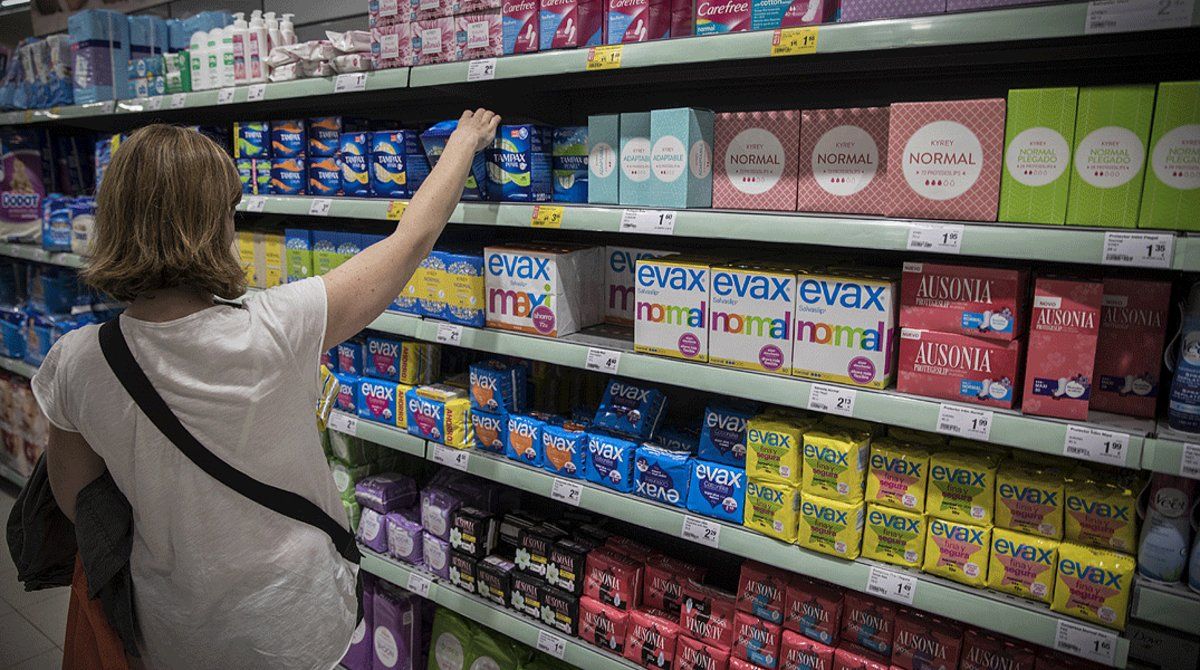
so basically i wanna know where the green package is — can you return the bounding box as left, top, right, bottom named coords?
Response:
left=342, top=498, right=361, bottom=532
left=428, top=609, right=476, bottom=670
left=1138, top=81, right=1200, bottom=231
left=467, top=627, right=529, bottom=670
left=329, top=457, right=376, bottom=502
left=1066, top=85, right=1156, bottom=228
left=999, top=87, right=1078, bottom=224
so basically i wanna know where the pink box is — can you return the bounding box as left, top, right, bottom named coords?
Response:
left=885, top=98, right=1006, bottom=222
left=796, top=107, right=890, bottom=215
left=713, top=110, right=801, bottom=211
left=413, top=0, right=455, bottom=19
left=839, top=0, right=944, bottom=21
left=456, top=0, right=502, bottom=13
left=370, top=0, right=414, bottom=26
left=372, top=23, right=415, bottom=69
left=540, top=0, right=605, bottom=48
left=414, top=18, right=456, bottom=64
left=900, top=261, right=1029, bottom=341
left=606, top=0, right=671, bottom=43
left=781, top=630, right=835, bottom=670
left=1091, top=278, right=1172, bottom=418
left=677, top=635, right=731, bottom=670
left=898, top=328, right=1023, bottom=409
left=672, top=0, right=695, bottom=35
left=456, top=11, right=502, bottom=59
left=694, top=0, right=751, bottom=35
left=503, top=0, right=540, bottom=53
left=1022, top=277, right=1103, bottom=421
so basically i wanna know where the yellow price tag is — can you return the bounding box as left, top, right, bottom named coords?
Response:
left=531, top=205, right=564, bottom=228
left=22, top=110, right=33, bottom=123
left=387, top=200, right=408, bottom=220
left=585, top=45, right=623, bottom=71
left=770, top=27, right=818, bottom=56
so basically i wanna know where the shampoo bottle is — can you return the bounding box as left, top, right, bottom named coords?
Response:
left=1169, top=281, right=1200, bottom=434
left=219, top=24, right=236, bottom=87
left=280, top=14, right=297, bottom=46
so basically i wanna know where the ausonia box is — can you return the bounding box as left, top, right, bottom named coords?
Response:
left=792, top=270, right=897, bottom=389
left=796, top=107, right=890, bottom=215
left=1139, top=80, right=1200, bottom=231
left=606, top=246, right=675, bottom=325
left=484, top=243, right=605, bottom=337
left=1091, top=278, right=1172, bottom=418
left=648, top=107, right=715, bottom=209
left=635, top=255, right=714, bottom=362
left=713, top=110, right=801, bottom=212
left=897, top=328, right=1023, bottom=409
left=900, top=262, right=1029, bottom=341
left=1022, top=277, right=1103, bottom=421
left=709, top=262, right=796, bottom=376
left=1066, top=85, right=1157, bottom=228
left=998, top=88, right=1078, bottom=225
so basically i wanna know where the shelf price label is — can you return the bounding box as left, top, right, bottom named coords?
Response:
left=435, top=323, right=463, bottom=345
left=681, top=515, right=721, bottom=548
left=1085, top=0, right=1195, bottom=34
left=551, top=478, right=583, bottom=506
left=1181, top=443, right=1200, bottom=480
left=170, top=93, right=187, bottom=109
left=217, top=87, right=237, bottom=105
left=387, top=200, right=408, bottom=221
left=144, top=96, right=162, bottom=111
left=585, top=44, right=623, bottom=71
left=935, top=404, right=993, bottom=440
left=1101, top=232, right=1174, bottom=269
left=327, top=411, right=358, bottom=436
left=431, top=443, right=471, bottom=471
left=770, top=26, right=819, bottom=56
left=866, top=566, right=917, bottom=605
left=247, top=83, right=267, bottom=102
left=906, top=223, right=964, bottom=254
left=531, top=205, right=564, bottom=228
left=585, top=348, right=622, bottom=374
left=309, top=198, right=333, bottom=216
left=1054, top=619, right=1118, bottom=665
left=467, top=58, right=497, bottom=81
left=244, top=196, right=267, bottom=213
left=406, top=572, right=433, bottom=598
left=1063, top=425, right=1129, bottom=467
left=619, top=209, right=676, bottom=235
left=335, top=72, right=368, bottom=93
left=807, top=384, right=857, bottom=417
left=536, top=630, right=568, bottom=659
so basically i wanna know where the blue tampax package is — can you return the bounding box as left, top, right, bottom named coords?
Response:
left=585, top=431, right=637, bottom=493
left=357, top=378, right=398, bottom=425
left=420, top=120, right=490, bottom=200
left=593, top=379, right=667, bottom=440
left=687, top=459, right=746, bottom=524
left=634, top=444, right=693, bottom=509
left=698, top=399, right=759, bottom=466
left=542, top=421, right=589, bottom=478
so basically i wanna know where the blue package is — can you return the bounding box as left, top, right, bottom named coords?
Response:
left=505, top=413, right=546, bottom=466
left=687, top=460, right=745, bottom=523
left=26, top=312, right=93, bottom=367
left=584, top=431, right=637, bottom=493
left=339, top=132, right=371, bottom=197
left=0, top=308, right=26, bottom=359
left=698, top=400, right=759, bottom=466
left=593, top=379, right=667, bottom=440
left=469, top=359, right=527, bottom=413
left=307, top=156, right=341, bottom=197
left=337, top=340, right=364, bottom=376
left=29, top=266, right=79, bottom=315
left=370, top=130, right=429, bottom=199
left=270, top=120, right=306, bottom=158
left=336, top=374, right=359, bottom=414
left=128, top=15, right=168, bottom=57
left=285, top=229, right=312, bottom=283
left=486, top=124, right=552, bottom=202
left=337, top=232, right=364, bottom=262
left=655, top=426, right=699, bottom=454
left=420, top=121, right=489, bottom=200
left=552, top=126, right=588, bottom=203
left=634, top=445, right=693, bottom=508
left=270, top=158, right=306, bottom=195
left=541, top=422, right=589, bottom=478
left=441, top=250, right=485, bottom=327
left=308, top=117, right=342, bottom=157
left=42, top=196, right=72, bottom=252
left=364, top=336, right=402, bottom=382
left=357, top=377, right=399, bottom=425
left=472, top=408, right=508, bottom=454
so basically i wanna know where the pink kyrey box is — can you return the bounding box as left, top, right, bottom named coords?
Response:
left=900, top=261, right=1029, bottom=341
left=713, top=110, right=800, bottom=211
left=796, top=106, right=890, bottom=215
left=1091, top=278, right=1171, bottom=418
left=1022, top=277, right=1103, bottom=421
left=898, top=328, right=1023, bottom=409
left=414, top=18, right=457, bottom=64
left=886, top=98, right=1006, bottom=222
left=456, top=11, right=503, bottom=60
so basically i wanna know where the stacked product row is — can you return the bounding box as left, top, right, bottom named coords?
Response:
left=0, top=261, right=121, bottom=368
left=40, top=194, right=95, bottom=255
left=0, top=373, right=48, bottom=479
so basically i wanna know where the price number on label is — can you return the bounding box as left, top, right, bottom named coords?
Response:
left=619, top=209, right=676, bottom=235
left=531, top=205, right=564, bottom=228
left=1063, top=425, right=1129, bottom=467
left=866, top=566, right=917, bottom=605
left=244, top=196, right=267, bottom=213
left=907, top=223, right=965, bottom=254
left=536, top=630, right=568, bottom=659
left=770, top=26, right=819, bottom=56
left=807, top=384, right=857, bottom=417
left=681, top=515, right=721, bottom=548
left=309, top=198, right=333, bottom=216
left=247, top=83, right=267, bottom=102
left=1085, top=0, right=1195, bottom=33
left=327, top=411, right=358, bottom=436
left=144, top=96, right=162, bottom=111
left=585, top=45, right=623, bottom=71
left=217, top=87, right=236, bottom=105
left=1054, top=619, right=1118, bottom=665
left=387, top=200, right=408, bottom=221
left=550, top=478, right=583, bottom=506
left=936, top=404, right=994, bottom=440
left=1102, top=232, right=1175, bottom=269
left=435, top=323, right=463, bottom=345
left=334, top=73, right=368, bottom=93
left=170, top=93, right=187, bottom=109
left=585, top=348, right=621, bottom=374
left=1181, top=443, right=1200, bottom=480
left=431, top=443, right=471, bottom=471
left=406, top=572, right=433, bottom=598
left=467, top=58, right=497, bottom=81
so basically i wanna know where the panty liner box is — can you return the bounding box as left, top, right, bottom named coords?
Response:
left=606, top=246, right=676, bottom=325
left=1139, top=80, right=1200, bottom=231
left=456, top=11, right=503, bottom=60
left=1021, top=277, right=1103, bottom=421
left=792, top=270, right=898, bottom=390
left=751, top=0, right=837, bottom=30
left=607, top=0, right=671, bottom=44
left=589, top=114, right=621, bottom=204
left=1091, top=278, right=1171, bottom=418
left=839, top=0, right=944, bottom=22
left=620, top=112, right=653, bottom=206
left=540, top=0, right=604, bottom=49
left=413, top=17, right=456, bottom=65
left=999, top=87, right=1079, bottom=225
left=900, top=261, right=1029, bottom=341
left=709, top=262, right=797, bottom=376
left=635, top=254, right=717, bottom=362
left=714, top=110, right=801, bottom=211
left=796, top=107, right=890, bottom=215
left=484, top=243, right=605, bottom=337
left=647, top=107, right=715, bottom=209
left=414, top=0, right=454, bottom=20
left=370, top=0, right=412, bottom=25
left=503, top=0, right=540, bottom=53
left=886, top=98, right=1006, bottom=222
left=694, top=0, right=750, bottom=35
left=1067, top=85, right=1157, bottom=229
left=897, top=328, right=1023, bottom=409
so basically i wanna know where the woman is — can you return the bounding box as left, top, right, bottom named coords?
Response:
left=31, top=109, right=500, bottom=668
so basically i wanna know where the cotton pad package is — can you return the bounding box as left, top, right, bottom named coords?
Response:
left=593, top=378, right=667, bottom=439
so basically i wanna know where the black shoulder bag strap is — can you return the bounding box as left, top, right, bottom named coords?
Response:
left=97, top=317, right=361, bottom=566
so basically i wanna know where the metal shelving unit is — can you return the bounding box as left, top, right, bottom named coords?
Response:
left=0, top=242, right=87, bottom=269
left=0, top=356, right=38, bottom=379
left=0, top=460, right=27, bottom=488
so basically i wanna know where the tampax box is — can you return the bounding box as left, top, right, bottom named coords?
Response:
left=886, top=98, right=1006, bottom=222
left=484, top=243, right=605, bottom=337
left=900, top=261, right=1029, bottom=341
left=635, top=255, right=714, bottom=361
left=796, top=107, right=890, bottom=215
left=714, top=110, right=801, bottom=211
left=648, top=107, right=715, bottom=209
left=709, top=262, right=797, bottom=375
left=540, top=0, right=603, bottom=48
left=1091, top=278, right=1171, bottom=418
left=1022, top=277, right=1103, bottom=421
left=1066, top=85, right=1157, bottom=228
left=619, top=112, right=653, bottom=206
left=792, top=270, right=898, bottom=389
left=589, top=114, right=621, bottom=205
left=751, top=0, right=835, bottom=30
left=284, top=229, right=313, bottom=283
left=606, top=246, right=675, bottom=325
left=897, top=328, right=1023, bottom=409
left=999, top=88, right=1078, bottom=225
left=502, top=0, right=539, bottom=54
left=607, top=0, right=671, bottom=43
left=1139, top=81, right=1200, bottom=231
left=694, top=0, right=751, bottom=35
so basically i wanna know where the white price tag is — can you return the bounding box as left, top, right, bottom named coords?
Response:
left=247, top=83, right=267, bottom=102
left=906, top=223, right=964, bottom=254
left=308, top=198, right=333, bottom=216
left=808, top=384, right=857, bottom=417
left=1054, top=619, right=1118, bottom=665
left=585, top=348, right=621, bottom=374
left=550, top=478, right=583, bottom=506
left=467, top=58, right=497, bottom=81
left=431, top=443, right=471, bottom=471
left=406, top=572, right=433, bottom=598
left=620, top=209, right=676, bottom=235
left=536, top=630, right=567, bottom=659
left=1086, top=0, right=1195, bottom=33
left=327, top=411, right=358, bottom=436
left=334, top=72, right=368, bottom=93
left=217, top=87, right=236, bottom=105
left=144, top=96, right=162, bottom=111
left=99, top=101, right=116, bottom=114
left=435, top=323, right=463, bottom=345
left=1063, top=425, right=1129, bottom=466
left=935, top=404, right=994, bottom=440
left=244, top=195, right=267, bottom=213
left=681, top=515, right=721, bottom=548
left=170, top=93, right=187, bottom=109
left=1181, top=443, right=1200, bottom=480
left=1102, top=232, right=1175, bottom=268
left=866, top=566, right=918, bottom=605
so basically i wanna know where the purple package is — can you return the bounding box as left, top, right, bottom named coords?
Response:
left=356, top=473, right=419, bottom=513
left=386, top=512, right=425, bottom=565
left=839, top=0, right=944, bottom=21
left=373, top=583, right=421, bottom=670
left=423, top=532, right=452, bottom=579
left=358, top=508, right=389, bottom=554
left=342, top=574, right=375, bottom=670
left=420, top=487, right=462, bottom=540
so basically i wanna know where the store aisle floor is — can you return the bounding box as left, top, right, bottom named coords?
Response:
left=0, top=483, right=64, bottom=669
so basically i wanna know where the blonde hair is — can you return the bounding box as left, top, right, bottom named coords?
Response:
left=84, top=124, right=246, bottom=301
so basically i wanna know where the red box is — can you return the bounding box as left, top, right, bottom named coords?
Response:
left=900, top=262, right=1029, bottom=341
left=608, top=534, right=655, bottom=562
left=731, top=658, right=768, bottom=670
left=625, top=609, right=683, bottom=670
left=679, top=634, right=732, bottom=670
left=581, top=596, right=630, bottom=654
left=796, top=107, right=891, bottom=216
left=781, top=629, right=835, bottom=670
left=713, top=110, right=802, bottom=212
left=833, top=644, right=890, bottom=670
left=584, top=547, right=644, bottom=611
left=839, top=593, right=896, bottom=659
left=1022, top=277, right=1103, bottom=421
left=1091, top=278, right=1172, bottom=418
left=682, top=580, right=737, bottom=650
left=736, top=561, right=790, bottom=626
left=784, top=578, right=843, bottom=645
left=644, top=553, right=708, bottom=615
left=734, top=611, right=783, bottom=669
left=960, top=629, right=1036, bottom=670
left=897, top=329, right=1023, bottom=409
left=890, top=609, right=963, bottom=670
left=1035, top=649, right=1106, bottom=670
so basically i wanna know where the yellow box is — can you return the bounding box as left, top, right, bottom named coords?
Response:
left=236, top=231, right=258, bottom=287
left=797, top=493, right=864, bottom=560
left=744, top=477, right=800, bottom=543
left=261, top=233, right=285, bottom=288
left=1052, top=541, right=1135, bottom=631
left=987, top=527, right=1058, bottom=604
left=1064, top=476, right=1138, bottom=554
left=863, top=504, right=925, bottom=568
left=747, top=416, right=808, bottom=485
left=801, top=429, right=869, bottom=502
left=927, top=450, right=999, bottom=525
left=995, top=463, right=1064, bottom=540
left=865, top=437, right=930, bottom=512
left=923, top=518, right=991, bottom=588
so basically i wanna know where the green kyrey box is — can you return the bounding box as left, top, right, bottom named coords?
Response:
left=999, top=87, right=1078, bottom=225
left=1139, top=81, right=1200, bottom=231
left=1066, top=85, right=1157, bottom=228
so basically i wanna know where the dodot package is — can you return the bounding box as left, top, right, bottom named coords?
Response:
left=484, top=243, right=604, bottom=337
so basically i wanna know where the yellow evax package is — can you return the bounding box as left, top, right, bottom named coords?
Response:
left=863, top=504, right=925, bottom=568
left=927, top=450, right=999, bottom=525
left=801, top=429, right=869, bottom=502
left=797, top=493, right=864, bottom=560
left=865, top=438, right=930, bottom=512
left=747, top=416, right=808, bottom=485
left=987, top=527, right=1058, bottom=604
left=923, top=518, right=991, bottom=588
left=745, top=477, right=801, bottom=543
left=1064, top=474, right=1139, bottom=554
left=995, top=462, right=1064, bottom=540
left=1052, top=542, right=1135, bottom=631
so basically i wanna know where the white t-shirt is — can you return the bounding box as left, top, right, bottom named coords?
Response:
left=32, top=277, right=356, bottom=670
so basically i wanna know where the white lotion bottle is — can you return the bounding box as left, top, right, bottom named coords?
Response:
left=280, top=14, right=297, bottom=46
left=189, top=31, right=207, bottom=90
left=246, top=10, right=269, bottom=83
left=265, top=12, right=282, bottom=54
left=231, top=12, right=248, bottom=84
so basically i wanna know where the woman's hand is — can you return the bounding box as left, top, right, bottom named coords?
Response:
left=448, top=108, right=501, bottom=154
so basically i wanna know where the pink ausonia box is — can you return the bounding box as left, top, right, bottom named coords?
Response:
left=898, top=328, right=1023, bottom=409
left=796, top=106, right=890, bottom=215
left=1022, top=277, right=1103, bottom=421
left=713, top=110, right=800, bottom=211
left=886, top=98, right=1006, bottom=222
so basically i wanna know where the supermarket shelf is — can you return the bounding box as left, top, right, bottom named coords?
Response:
left=0, top=460, right=27, bottom=488
left=1131, top=580, right=1200, bottom=636
left=0, top=242, right=87, bottom=269
left=235, top=196, right=1200, bottom=271
left=0, top=356, right=38, bottom=379
left=331, top=411, right=426, bottom=457
left=360, top=549, right=641, bottom=670
left=1140, top=425, right=1199, bottom=478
